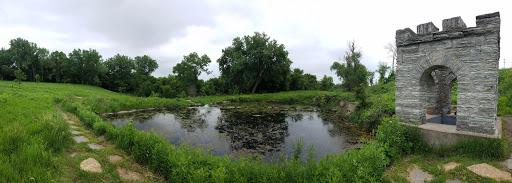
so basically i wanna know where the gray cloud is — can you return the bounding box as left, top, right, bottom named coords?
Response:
left=1, top=0, right=510, bottom=83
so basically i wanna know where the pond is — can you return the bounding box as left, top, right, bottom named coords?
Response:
left=105, top=105, right=367, bottom=162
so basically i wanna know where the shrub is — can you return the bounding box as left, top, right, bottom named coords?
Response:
left=93, top=121, right=114, bottom=136
left=374, top=117, right=427, bottom=163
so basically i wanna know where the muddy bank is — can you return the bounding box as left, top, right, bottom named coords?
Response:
left=101, top=108, right=165, bottom=117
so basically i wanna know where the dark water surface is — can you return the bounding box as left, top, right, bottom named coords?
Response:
left=105, top=105, right=365, bottom=162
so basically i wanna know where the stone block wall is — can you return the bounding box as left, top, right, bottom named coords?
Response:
left=395, top=12, right=500, bottom=135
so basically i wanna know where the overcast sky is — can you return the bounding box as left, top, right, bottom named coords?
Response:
left=0, top=0, right=509, bottom=83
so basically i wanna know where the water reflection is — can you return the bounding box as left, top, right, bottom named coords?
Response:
left=215, top=109, right=289, bottom=155
left=105, top=106, right=366, bottom=162
left=174, top=108, right=208, bottom=132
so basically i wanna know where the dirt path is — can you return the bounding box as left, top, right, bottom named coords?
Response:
left=55, top=105, right=164, bottom=182
left=501, top=116, right=512, bottom=142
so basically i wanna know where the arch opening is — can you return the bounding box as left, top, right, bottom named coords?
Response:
left=420, top=65, right=457, bottom=125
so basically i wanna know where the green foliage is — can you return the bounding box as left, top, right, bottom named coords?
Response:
left=14, top=70, right=26, bottom=88
left=350, top=78, right=396, bottom=130
left=377, top=62, right=390, bottom=84
left=218, top=32, right=292, bottom=94
left=319, top=75, right=334, bottom=91
left=134, top=55, right=158, bottom=76
left=0, top=81, right=72, bottom=182
left=330, top=41, right=369, bottom=92
left=436, top=138, right=506, bottom=159
left=68, top=48, right=104, bottom=85
left=374, top=117, right=428, bottom=163
left=173, top=52, right=211, bottom=96
left=288, top=68, right=319, bottom=91
left=35, top=74, right=40, bottom=84
left=498, top=68, right=512, bottom=115
left=104, top=54, right=135, bottom=92
left=451, top=80, right=458, bottom=105
left=291, top=137, right=305, bottom=160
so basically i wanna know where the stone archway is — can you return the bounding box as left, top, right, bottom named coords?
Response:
left=422, top=65, right=457, bottom=125
left=395, top=12, right=500, bottom=135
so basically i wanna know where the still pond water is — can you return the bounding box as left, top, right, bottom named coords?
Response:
left=105, top=105, right=366, bottom=162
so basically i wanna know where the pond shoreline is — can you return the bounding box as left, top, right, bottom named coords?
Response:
left=100, top=107, right=165, bottom=117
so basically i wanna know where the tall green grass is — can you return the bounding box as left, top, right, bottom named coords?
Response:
left=2, top=79, right=509, bottom=182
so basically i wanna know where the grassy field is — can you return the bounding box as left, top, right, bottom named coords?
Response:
left=0, top=81, right=368, bottom=182
left=0, top=81, right=188, bottom=181
left=1, top=79, right=511, bottom=182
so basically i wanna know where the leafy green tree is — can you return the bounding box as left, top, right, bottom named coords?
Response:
left=0, top=48, right=15, bottom=80
left=134, top=55, right=158, bottom=76
left=368, top=71, right=375, bottom=86
left=201, top=77, right=226, bottom=96
left=8, top=38, right=38, bottom=81
left=173, top=52, right=211, bottom=97
left=218, top=32, right=292, bottom=94
left=330, top=41, right=369, bottom=91
left=156, top=75, right=182, bottom=98
left=36, top=48, right=49, bottom=82
left=48, top=51, right=71, bottom=83
left=319, top=75, right=335, bottom=91
left=14, top=69, right=26, bottom=88
left=377, top=62, right=390, bottom=84
left=289, top=68, right=307, bottom=91
left=304, top=74, right=318, bottom=90
left=69, top=49, right=103, bottom=85
left=35, top=74, right=40, bottom=84
left=104, top=54, right=135, bottom=93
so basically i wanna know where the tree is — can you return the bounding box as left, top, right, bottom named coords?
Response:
left=218, top=32, right=292, bottom=94
left=14, top=70, right=26, bottom=88
left=330, top=41, right=369, bottom=91
left=173, top=52, right=211, bottom=97
left=48, top=51, right=71, bottom=83
left=385, top=42, right=397, bottom=71
left=104, top=54, right=135, bottom=93
left=134, top=55, right=158, bottom=76
left=289, top=68, right=307, bottom=91
left=319, top=75, right=335, bottom=91
left=304, top=74, right=318, bottom=90
left=8, top=38, right=38, bottom=81
left=368, top=71, right=375, bottom=86
left=377, top=62, right=390, bottom=84
left=0, top=48, right=15, bottom=80
left=69, top=48, right=103, bottom=85
left=36, top=48, right=49, bottom=82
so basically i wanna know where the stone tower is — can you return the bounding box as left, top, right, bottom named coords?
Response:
left=395, top=12, right=500, bottom=135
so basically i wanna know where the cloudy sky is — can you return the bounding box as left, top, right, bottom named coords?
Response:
left=0, top=0, right=509, bottom=82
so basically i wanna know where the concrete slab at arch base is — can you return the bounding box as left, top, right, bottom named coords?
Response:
left=414, top=119, right=501, bottom=148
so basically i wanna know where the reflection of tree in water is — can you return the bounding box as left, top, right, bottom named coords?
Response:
left=173, top=108, right=208, bottom=132
left=287, top=113, right=304, bottom=122
left=316, top=112, right=365, bottom=144
left=215, top=109, right=289, bottom=154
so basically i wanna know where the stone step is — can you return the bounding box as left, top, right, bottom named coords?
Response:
left=109, top=155, right=123, bottom=163
left=71, top=130, right=82, bottom=135
left=80, top=158, right=102, bottom=173
left=88, top=143, right=103, bottom=149
left=73, top=136, right=90, bottom=143
left=117, top=167, right=143, bottom=181
left=467, top=163, right=512, bottom=181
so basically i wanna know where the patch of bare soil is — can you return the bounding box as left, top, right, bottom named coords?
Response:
left=501, top=116, right=512, bottom=142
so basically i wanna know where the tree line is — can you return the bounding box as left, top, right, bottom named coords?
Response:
left=0, top=33, right=343, bottom=97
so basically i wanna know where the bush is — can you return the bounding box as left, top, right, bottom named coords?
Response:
left=93, top=121, right=114, bottom=136
left=374, top=117, right=428, bottom=163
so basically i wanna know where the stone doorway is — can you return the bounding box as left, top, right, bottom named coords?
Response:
left=422, top=65, right=457, bottom=125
